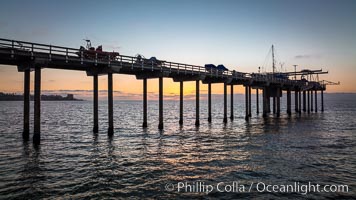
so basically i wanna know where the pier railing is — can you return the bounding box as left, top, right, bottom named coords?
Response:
left=0, top=38, right=301, bottom=86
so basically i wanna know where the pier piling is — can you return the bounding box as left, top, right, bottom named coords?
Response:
left=195, top=80, right=200, bottom=126
left=321, top=90, right=324, bottom=112
left=294, top=90, right=298, bottom=113
left=33, top=67, right=41, bottom=144
left=276, top=88, right=280, bottom=117
left=93, top=74, right=99, bottom=133
left=311, top=90, right=314, bottom=111
left=267, top=94, right=271, bottom=113
left=23, top=69, right=30, bottom=140
left=307, top=90, right=310, bottom=113
left=303, top=91, right=306, bottom=112
left=263, top=88, right=267, bottom=118
left=315, top=90, right=318, bottom=112
left=256, top=89, right=259, bottom=114
left=230, top=85, right=234, bottom=120
left=179, top=81, right=183, bottom=125
left=158, top=77, right=163, bottom=130
left=224, top=83, right=228, bottom=123
left=208, top=83, right=212, bottom=123
left=108, top=73, right=114, bottom=135
left=287, top=89, right=291, bottom=115
left=299, top=90, right=302, bottom=114
left=248, top=86, right=252, bottom=117
left=245, top=86, right=249, bottom=120
left=143, top=78, right=148, bottom=127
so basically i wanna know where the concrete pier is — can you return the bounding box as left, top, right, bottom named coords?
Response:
left=23, top=69, right=30, bottom=140
left=256, top=89, right=259, bottom=114
left=143, top=78, right=148, bottom=127
left=230, top=85, right=234, bottom=120
left=224, top=83, right=228, bottom=123
left=93, top=74, right=99, bottom=133
left=0, top=37, right=336, bottom=144
left=158, top=77, right=163, bottom=130
left=315, top=90, right=318, bottom=112
left=33, top=67, right=41, bottom=144
left=108, top=73, right=114, bottom=135
left=195, top=80, right=200, bottom=126
left=179, top=81, right=183, bottom=125
left=208, top=83, right=212, bottom=123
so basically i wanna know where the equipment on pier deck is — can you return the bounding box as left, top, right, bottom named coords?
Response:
left=135, top=54, right=165, bottom=66
left=76, top=39, right=120, bottom=61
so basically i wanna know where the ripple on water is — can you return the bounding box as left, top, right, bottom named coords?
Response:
left=0, top=95, right=356, bottom=199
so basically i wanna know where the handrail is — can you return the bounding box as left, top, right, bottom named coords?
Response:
left=0, top=38, right=325, bottom=87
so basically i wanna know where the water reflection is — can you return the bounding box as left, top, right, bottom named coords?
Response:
left=0, top=98, right=355, bottom=199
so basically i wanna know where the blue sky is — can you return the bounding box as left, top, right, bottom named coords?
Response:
left=0, top=0, right=355, bottom=94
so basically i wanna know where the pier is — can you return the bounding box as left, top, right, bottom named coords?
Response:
left=0, top=38, right=338, bottom=144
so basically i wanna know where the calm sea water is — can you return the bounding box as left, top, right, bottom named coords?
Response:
left=0, top=93, right=355, bottom=199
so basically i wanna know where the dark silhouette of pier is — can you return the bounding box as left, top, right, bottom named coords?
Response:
left=0, top=38, right=339, bottom=144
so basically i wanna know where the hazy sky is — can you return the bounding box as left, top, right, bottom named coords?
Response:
left=0, top=0, right=355, bottom=99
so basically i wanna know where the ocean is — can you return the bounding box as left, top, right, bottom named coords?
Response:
left=0, top=93, right=355, bottom=199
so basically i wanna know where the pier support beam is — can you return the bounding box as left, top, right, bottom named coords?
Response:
left=265, top=91, right=271, bottom=113
left=256, top=89, right=259, bottom=114
left=108, top=73, right=114, bottom=135
left=248, top=86, right=252, bottom=117
left=321, top=90, right=324, bottom=112
left=223, top=83, right=228, bottom=123
left=208, top=83, right=212, bottom=123
left=315, top=90, right=318, bottom=112
left=23, top=69, right=30, bottom=141
left=33, top=67, right=41, bottom=144
left=307, top=90, right=310, bottom=113
left=262, top=88, right=267, bottom=118
left=303, top=91, right=306, bottom=112
left=276, top=88, right=280, bottom=117
left=287, top=89, right=291, bottom=115
left=93, top=74, right=99, bottom=133
left=245, top=86, right=249, bottom=120
left=230, top=85, right=234, bottom=120
left=299, top=90, right=302, bottom=114
left=311, top=90, right=314, bottom=111
left=294, top=90, right=298, bottom=113
left=143, top=78, right=148, bottom=127
left=158, top=77, right=163, bottom=130
left=195, top=80, right=200, bottom=126
left=179, top=81, right=183, bottom=125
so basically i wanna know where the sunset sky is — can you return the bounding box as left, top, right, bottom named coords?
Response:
left=0, top=0, right=355, bottom=99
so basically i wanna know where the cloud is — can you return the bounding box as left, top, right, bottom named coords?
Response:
left=295, top=54, right=322, bottom=59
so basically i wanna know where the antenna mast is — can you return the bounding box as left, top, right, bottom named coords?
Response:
left=272, top=45, right=275, bottom=74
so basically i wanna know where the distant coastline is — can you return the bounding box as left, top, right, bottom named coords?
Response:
left=0, top=92, right=83, bottom=101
